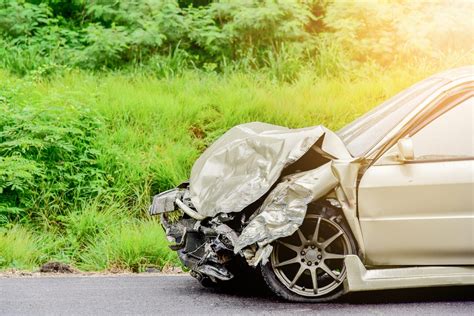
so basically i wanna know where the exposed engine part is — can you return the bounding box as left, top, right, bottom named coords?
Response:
left=159, top=198, right=249, bottom=284
left=176, top=198, right=205, bottom=220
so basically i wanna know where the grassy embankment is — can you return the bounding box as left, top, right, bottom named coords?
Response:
left=0, top=61, right=468, bottom=271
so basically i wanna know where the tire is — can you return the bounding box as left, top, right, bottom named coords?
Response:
left=261, top=201, right=357, bottom=302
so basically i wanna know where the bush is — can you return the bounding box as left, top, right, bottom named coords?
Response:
left=1, top=0, right=315, bottom=73
left=0, top=97, right=111, bottom=224
left=0, top=1, right=471, bottom=76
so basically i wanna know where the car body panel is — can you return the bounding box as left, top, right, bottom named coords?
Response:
left=189, top=122, right=351, bottom=218
left=344, top=255, right=474, bottom=292
left=359, top=90, right=474, bottom=266
left=359, top=160, right=474, bottom=265
left=234, top=162, right=338, bottom=254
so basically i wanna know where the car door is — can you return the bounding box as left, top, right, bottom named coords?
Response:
left=358, top=95, right=474, bottom=266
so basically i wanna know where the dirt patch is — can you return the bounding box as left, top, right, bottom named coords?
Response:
left=189, top=125, right=206, bottom=139
left=160, top=264, right=184, bottom=274
left=0, top=264, right=185, bottom=278
left=40, top=261, right=76, bottom=273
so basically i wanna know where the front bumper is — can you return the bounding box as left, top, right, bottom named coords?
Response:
left=149, top=187, right=207, bottom=221
left=150, top=187, right=239, bottom=282
left=149, top=188, right=183, bottom=215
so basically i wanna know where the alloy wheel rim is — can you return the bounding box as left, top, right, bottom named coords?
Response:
left=270, top=214, right=352, bottom=297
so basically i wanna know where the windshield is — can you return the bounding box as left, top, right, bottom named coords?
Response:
left=337, top=77, right=447, bottom=157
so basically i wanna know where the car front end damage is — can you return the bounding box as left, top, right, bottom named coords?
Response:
left=150, top=185, right=259, bottom=284
left=149, top=122, right=366, bottom=297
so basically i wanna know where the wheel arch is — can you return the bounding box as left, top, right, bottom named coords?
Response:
left=260, top=199, right=360, bottom=302
left=306, top=198, right=364, bottom=259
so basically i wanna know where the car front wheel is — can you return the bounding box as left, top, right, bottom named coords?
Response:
left=261, top=205, right=357, bottom=302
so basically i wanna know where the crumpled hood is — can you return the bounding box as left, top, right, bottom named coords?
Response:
left=189, top=122, right=352, bottom=218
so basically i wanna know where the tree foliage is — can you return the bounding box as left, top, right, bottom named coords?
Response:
left=0, top=0, right=471, bottom=75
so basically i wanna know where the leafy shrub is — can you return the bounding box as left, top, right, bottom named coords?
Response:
left=80, top=24, right=129, bottom=69
left=0, top=98, right=111, bottom=224
left=0, top=156, right=42, bottom=225
left=1, top=1, right=471, bottom=75
left=0, top=0, right=319, bottom=74
left=0, top=1, right=52, bottom=38
left=212, top=1, right=311, bottom=60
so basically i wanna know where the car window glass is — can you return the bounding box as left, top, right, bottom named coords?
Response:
left=337, top=77, right=446, bottom=157
left=411, top=96, right=474, bottom=159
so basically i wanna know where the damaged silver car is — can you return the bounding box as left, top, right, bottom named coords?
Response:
left=150, top=66, right=474, bottom=302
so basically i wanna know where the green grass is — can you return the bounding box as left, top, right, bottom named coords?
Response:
left=0, top=207, right=179, bottom=271
left=0, top=60, right=471, bottom=271
left=0, top=225, right=43, bottom=269
left=78, top=220, right=179, bottom=272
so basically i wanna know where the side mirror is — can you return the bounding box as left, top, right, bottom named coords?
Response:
left=397, top=137, right=414, bottom=162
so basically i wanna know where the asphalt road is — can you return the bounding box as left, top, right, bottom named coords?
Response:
left=1, top=274, right=473, bottom=315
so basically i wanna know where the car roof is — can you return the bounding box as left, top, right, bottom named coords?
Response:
left=365, top=66, right=473, bottom=159
left=431, top=65, right=474, bottom=82
left=339, top=66, right=473, bottom=158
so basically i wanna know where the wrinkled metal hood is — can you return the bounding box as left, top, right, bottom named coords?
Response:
left=189, top=122, right=352, bottom=218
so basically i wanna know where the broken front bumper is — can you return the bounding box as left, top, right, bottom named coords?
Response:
left=149, top=188, right=182, bottom=215
left=150, top=188, right=240, bottom=283
left=149, top=188, right=206, bottom=220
